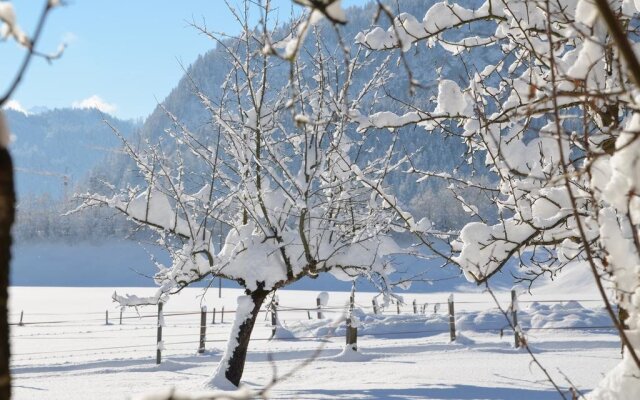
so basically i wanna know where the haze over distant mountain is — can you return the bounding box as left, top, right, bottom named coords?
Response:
left=5, top=108, right=139, bottom=199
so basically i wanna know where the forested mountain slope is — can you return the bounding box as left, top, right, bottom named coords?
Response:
left=6, top=108, right=138, bottom=198
left=5, top=108, right=138, bottom=242
left=87, top=0, right=496, bottom=231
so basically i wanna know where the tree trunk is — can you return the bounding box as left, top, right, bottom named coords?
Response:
left=224, top=288, right=269, bottom=386
left=0, top=113, right=15, bottom=400
left=212, top=288, right=269, bottom=388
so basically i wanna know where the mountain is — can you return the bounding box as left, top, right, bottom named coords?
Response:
left=10, top=1, right=508, bottom=290
left=87, top=0, right=497, bottom=230
left=5, top=108, right=140, bottom=244
left=5, top=108, right=139, bottom=199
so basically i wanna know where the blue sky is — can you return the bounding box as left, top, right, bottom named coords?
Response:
left=1, top=0, right=365, bottom=120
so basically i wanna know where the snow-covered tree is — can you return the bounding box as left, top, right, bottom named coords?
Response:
left=1, top=2, right=63, bottom=399
left=353, top=0, right=640, bottom=397
left=79, top=1, right=405, bottom=388
left=0, top=104, right=12, bottom=400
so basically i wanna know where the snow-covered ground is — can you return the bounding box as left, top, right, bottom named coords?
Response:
left=9, top=286, right=622, bottom=399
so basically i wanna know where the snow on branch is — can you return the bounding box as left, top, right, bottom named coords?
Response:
left=351, top=0, right=640, bottom=394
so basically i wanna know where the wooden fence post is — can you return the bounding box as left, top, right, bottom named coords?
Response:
left=413, top=299, right=418, bottom=314
left=316, top=298, right=323, bottom=319
left=372, top=298, right=379, bottom=315
left=448, top=294, right=456, bottom=342
left=346, top=285, right=357, bottom=351
left=221, top=306, right=225, bottom=324
left=271, top=302, right=278, bottom=338
left=18, top=311, right=23, bottom=326
left=511, top=289, right=520, bottom=348
left=198, top=306, right=207, bottom=354
left=212, top=308, right=216, bottom=325
left=105, top=310, right=109, bottom=325
left=350, top=288, right=355, bottom=311
left=307, top=310, right=311, bottom=320
left=396, top=301, right=401, bottom=315
left=156, top=302, right=163, bottom=365
left=120, top=308, right=123, bottom=325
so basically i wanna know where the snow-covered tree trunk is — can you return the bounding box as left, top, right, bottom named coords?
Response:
left=205, top=289, right=270, bottom=389
left=0, top=112, right=14, bottom=400
left=0, top=2, right=76, bottom=399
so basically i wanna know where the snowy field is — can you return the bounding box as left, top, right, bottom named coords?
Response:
left=7, top=285, right=623, bottom=399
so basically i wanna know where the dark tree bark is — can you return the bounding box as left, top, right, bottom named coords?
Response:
left=224, top=288, right=270, bottom=387
left=0, top=115, right=15, bottom=400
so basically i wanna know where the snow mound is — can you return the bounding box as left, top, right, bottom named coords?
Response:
left=326, top=345, right=375, bottom=362
left=285, top=302, right=612, bottom=342
left=132, top=387, right=254, bottom=400
left=272, top=320, right=296, bottom=340
left=296, top=308, right=450, bottom=340
left=458, top=301, right=611, bottom=332
left=450, top=332, right=475, bottom=346
left=317, top=292, right=329, bottom=306
left=457, top=309, right=506, bottom=331
left=525, top=301, right=611, bottom=329
left=588, top=341, right=640, bottom=400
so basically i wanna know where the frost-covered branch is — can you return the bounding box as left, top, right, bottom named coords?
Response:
left=0, top=0, right=64, bottom=107
left=352, top=0, right=640, bottom=396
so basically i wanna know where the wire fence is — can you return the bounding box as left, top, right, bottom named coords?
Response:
left=9, top=293, right=618, bottom=367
